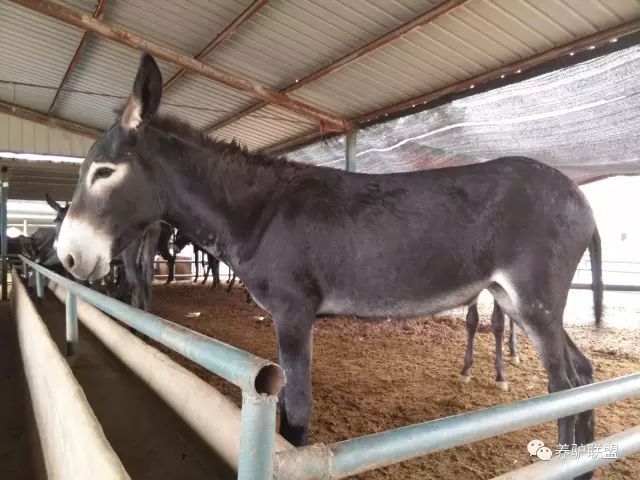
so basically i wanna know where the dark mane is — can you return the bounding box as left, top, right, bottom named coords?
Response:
left=145, top=112, right=312, bottom=176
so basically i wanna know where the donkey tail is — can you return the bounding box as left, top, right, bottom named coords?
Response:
left=588, top=227, right=603, bottom=327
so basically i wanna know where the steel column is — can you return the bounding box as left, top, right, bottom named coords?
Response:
left=238, top=392, right=278, bottom=480
left=1, top=169, right=8, bottom=301
left=35, top=272, right=43, bottom=298
left=65, top=290, right=78, bottom=356
left=345, top=129, right=357, bottom=172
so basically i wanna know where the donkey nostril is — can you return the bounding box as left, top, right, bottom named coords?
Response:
left=66, top=254, right=75, bottom=269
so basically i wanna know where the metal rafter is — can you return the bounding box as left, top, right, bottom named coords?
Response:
left=9, top=0, right=349, bottom=131
left=47, top=0, right=107, bottom=115
left=163, top=0, right=269, bottom=92
left=0, top=100, right=102, bottom=139
left=204, top=0, right=470, bottom=134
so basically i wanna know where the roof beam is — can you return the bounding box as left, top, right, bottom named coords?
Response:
left=47, top=0, right=107, bottom=115
left=9, top=0, right=349, bottom=131
left=0, top=100, right=102, bottom=139
left=204, top=0, right=469, bottom=134
left=163, top=0, right=269, bottom=92
left=264, top=19, right=640, bottom=155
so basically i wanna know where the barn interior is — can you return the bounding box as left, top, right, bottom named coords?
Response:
left=2, top=0, right=640, bottom=478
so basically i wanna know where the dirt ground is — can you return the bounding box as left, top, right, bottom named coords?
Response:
left=149, top=282, right=640, bottom=479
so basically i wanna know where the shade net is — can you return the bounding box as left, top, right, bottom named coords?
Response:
left=289, top=44, right=640, bottom=185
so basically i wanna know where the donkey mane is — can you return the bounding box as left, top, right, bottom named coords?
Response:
left=141, top=112, right=313, bottom=181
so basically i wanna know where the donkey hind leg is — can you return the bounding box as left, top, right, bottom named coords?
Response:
left=491, top=281, right=592, bottom=469
left=165, top=254, right=175, bottom=284
left=226, top=273, right=237, bottom=293
left=193, top=249, right=200, bottom=282
left=564, top=332, right=595, bottom=447
left=460, top=301, right=479, bottom=382
left=273, top=308, right=315, bottom=446
left=490, top=301, right=508, bottom=391
left=508, top=317, right=520, bottom=364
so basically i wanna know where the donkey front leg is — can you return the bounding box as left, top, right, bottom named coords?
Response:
left=508, top=318, right=520, bottom=364
left=165, top=254, right=176, bottom=284
left=274, top=310, right=314, bottom=446
left=490, top=302, right=509, bottom=391
left=460, top=303, right=479, bottom=383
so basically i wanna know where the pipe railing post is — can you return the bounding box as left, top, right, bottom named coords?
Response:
left=345, top=128, right=357, bottom=172
left=35, top=271, right=43, bottom=298
left=65, top=290, right=78, bottom=356
left=238, top=392, right=278, bottom=480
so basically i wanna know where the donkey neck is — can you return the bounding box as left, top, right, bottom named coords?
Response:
left=151, top=130, right=286, bottom=266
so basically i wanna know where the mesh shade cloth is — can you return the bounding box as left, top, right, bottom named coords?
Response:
left=290, top=45, right=640, bottom=185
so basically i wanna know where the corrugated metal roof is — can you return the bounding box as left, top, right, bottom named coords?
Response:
left=0, top=156, right=80, bottom=202
left=214, top=105, right=316, bottom=150
left=54, top=36, right=179, bottom=129
left=0, top=0, right=92, bottom=111
left=290, top=0, right=640, bottom=118
left=0, top=0, right=639, bottom=161
left=0, top=113, right=93, bottom=157
left=202, top=0, right=442, bottom=89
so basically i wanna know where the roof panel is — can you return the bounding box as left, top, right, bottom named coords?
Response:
left=103, top=0, right=254, bottom=55
left=162, top=75, right=255, bottom=129
left=203, top=0, right=447, bottom=89
left=54, top=36, right=180, bottom=129
left=0, top=1, right=89, bottom=111
left=289, top=0, right=640, bottom=120
left=214, top=105, right=316, bottom=150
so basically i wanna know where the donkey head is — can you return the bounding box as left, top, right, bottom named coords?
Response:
left=57, top=54, right=165, bottom=281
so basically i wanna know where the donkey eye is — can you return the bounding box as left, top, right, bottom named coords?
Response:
left=92, top=167, right=115, bottom=184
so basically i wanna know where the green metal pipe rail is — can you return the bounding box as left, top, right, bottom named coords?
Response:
left=21, top=255, right=640, bottom=479
left=20, top=255, right=284, bottom=480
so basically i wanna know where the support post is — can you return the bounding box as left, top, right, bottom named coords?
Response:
left=35, top=271, right=43, bottom=298
left=346, top=128, right=357, bottom=172
left=65, top=290, right=78, bottom=356
left=23, top=218, right=28, bottom=235
left=0, top=167, right=8, bottom=301
left=238, top=392, right=278, bottom=480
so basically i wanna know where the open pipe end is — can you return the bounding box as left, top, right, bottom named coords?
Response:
left=254, top=363, right=286, bottom=396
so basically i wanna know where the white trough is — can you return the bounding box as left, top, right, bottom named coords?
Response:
left=11, top=269, right=129, bottom=480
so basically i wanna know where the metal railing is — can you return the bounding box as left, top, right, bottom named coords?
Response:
left=20, top=255, right=285, bottom=480
left=20, top=255, right=640, bottom=479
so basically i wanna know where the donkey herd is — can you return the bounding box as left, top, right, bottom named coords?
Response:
left=19, top=54, right=606, bottom=478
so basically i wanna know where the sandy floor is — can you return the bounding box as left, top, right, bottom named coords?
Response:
left=149, top=282, right=640, bottom=479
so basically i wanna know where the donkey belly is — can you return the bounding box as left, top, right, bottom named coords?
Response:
left=317, top=280, right=487, bottom=318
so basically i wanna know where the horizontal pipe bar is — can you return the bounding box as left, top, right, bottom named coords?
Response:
left=273, top=373, right=640, bottom=479
left=48, top=281, right=292, bottom=471
left=571, top=283, right=640, bottom=292
left=20, top=256, right=284, bottom=395
left=493, top=425, right=640, bottom=480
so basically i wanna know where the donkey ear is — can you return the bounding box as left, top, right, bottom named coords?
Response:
left=44, top=193, right=62, bottom=213
left=121, top=54, right=163, bottom=131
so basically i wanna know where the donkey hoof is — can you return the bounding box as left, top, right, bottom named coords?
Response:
left=458, top=374, right=472, bottom=384
left=510, top=355, right=521, bottom=365
left=495, top=381, right=509, bottom=391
